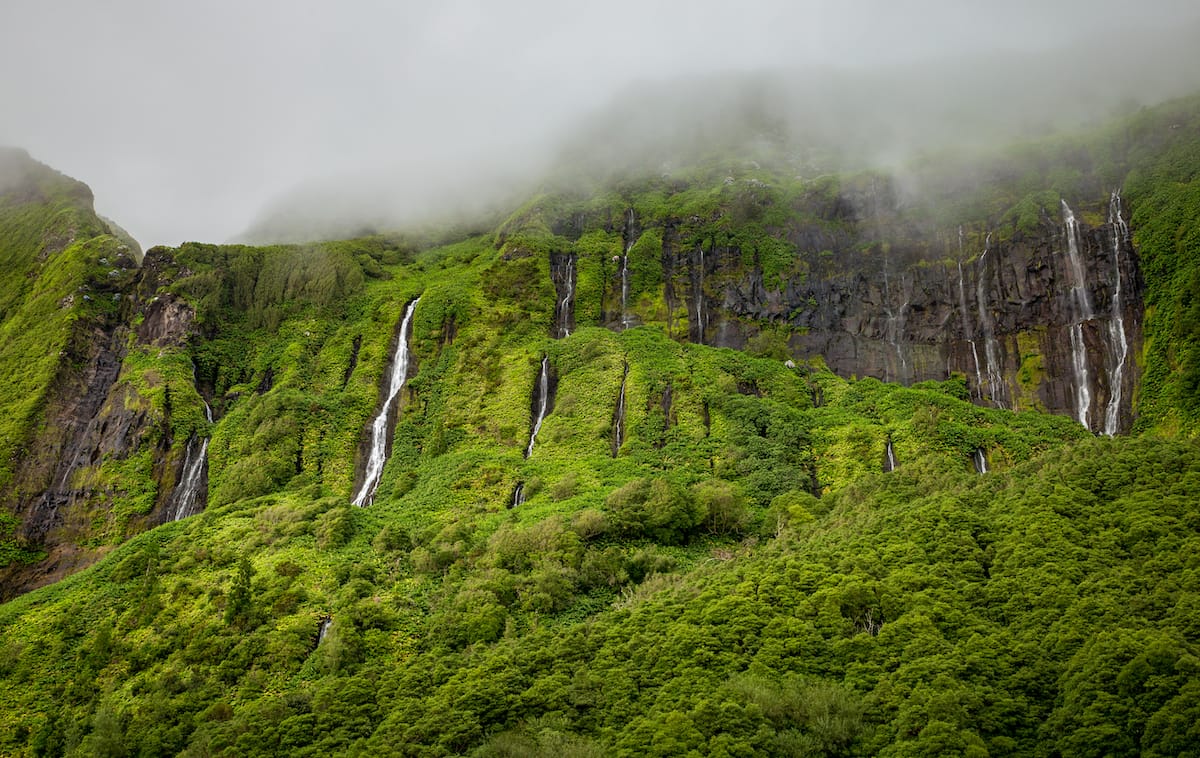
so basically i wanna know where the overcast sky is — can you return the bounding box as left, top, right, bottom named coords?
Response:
left=2, top=1, right=1199, bottom=247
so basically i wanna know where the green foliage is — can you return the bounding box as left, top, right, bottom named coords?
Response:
left=6, top=95, right=1200, bottom=758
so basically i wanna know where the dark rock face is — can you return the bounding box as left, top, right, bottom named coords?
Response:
left=564, top=183, right=1142, bottom=434
left=0, top=248, right=202, bottom=600
left=677, top=203, right=1142, bottom=433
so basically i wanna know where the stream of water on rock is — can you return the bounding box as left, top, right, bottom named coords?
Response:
left=353, top=297, right=420, bottom=506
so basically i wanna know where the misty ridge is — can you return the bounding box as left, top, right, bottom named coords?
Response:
left=241, top=17, right=1200, bottom=246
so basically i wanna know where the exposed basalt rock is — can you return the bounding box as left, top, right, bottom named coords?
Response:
left=642, top=192, right=1143, bottom=433
left=0, top=247, right=205, bottom=599
left=137, top=294, right=196, bottom=347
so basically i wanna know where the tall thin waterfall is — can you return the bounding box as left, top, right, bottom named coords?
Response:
left=611, top=364, right=628, bottom=458
left=956, top=254, right=983, bottom=398
left=352, top=297, right=420, bottom=507
left=1062, top=201, right=1094, bottom=430
left=693, top=247, right=706, bottom=344
left=881, top=254, right=908, bottom=384
left=976, top=234, right=1005, bottom=407
left=884, top=439, right=897, bottom=472
left=556, top=256, right=576, bottom=339
left=525, top=355, right=551, bottom=458
left=620, top=209, right=635, bottom=329
left=1104, top=191, right=1130, bottom=436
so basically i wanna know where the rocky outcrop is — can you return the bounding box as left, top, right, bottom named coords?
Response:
left=0, top=247, right=204, bottom=599
left=593, top=184, right=1143, bottom=434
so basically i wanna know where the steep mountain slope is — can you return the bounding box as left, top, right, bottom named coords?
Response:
left=0, top=93, right=1198, bottom=756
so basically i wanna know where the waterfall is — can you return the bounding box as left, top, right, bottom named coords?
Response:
left=620, top=209, right=635, bottom=329
left=884, top=439, right=897, bottom=472
left=511, top=482, right=525, bottom=508
left=168, top=368, right=213, bottom=522
left=611, top=364, right=628, bottom=458
left=167, top=435, right=209, bottom=521
left=556, top=256, right=576, bottom=339
left=317, top=617, right=332, bottom=644
left=956, top=259, right=983, bottom=398
left=881, top=255, right=908, bottom=384
left=692, top=247, right=706, bottom=344
left=1103, top=190, right=1130, bottom=436
left=976, top=234, right=1006, bottom=407
left=972, top=448, right=989, bottom=475
left=525, top=355, right=551, bottom=458
left=1062, top=201, right=1094, bottom=430
left=886, top=287, right=910, bottom=385
left=352, top=297, right=420, bottom=507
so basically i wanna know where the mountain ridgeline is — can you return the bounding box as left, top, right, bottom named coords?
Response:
left=0, top=94, right=1198, bottom=756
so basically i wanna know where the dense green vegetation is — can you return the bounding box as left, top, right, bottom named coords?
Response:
left=1, top=96, right=1199, bottom=756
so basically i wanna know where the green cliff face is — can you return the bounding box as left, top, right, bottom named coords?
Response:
left=0, top=94, right=1198, bottom=755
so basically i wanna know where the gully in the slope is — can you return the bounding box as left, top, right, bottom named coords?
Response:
left=352, top=296, right=421, bottom=507
left=552, top=253, right=577, bottom=339
left=525, top=355, right=554, bottom=459
left=611, top=363, right=628, bottom=458
left=972, top=447, right=989, bottom=475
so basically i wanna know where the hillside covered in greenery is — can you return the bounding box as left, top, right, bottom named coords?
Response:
left=0, top=90, right=1199, bottom=757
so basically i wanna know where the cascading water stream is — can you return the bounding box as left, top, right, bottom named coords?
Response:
left=525, top=355, right=551, bottom=459
left=557, top=257, right=576, bottom=339
left=956, top=257, right=983, bottom=398
left=620, top=209, right=635, bottom=329
left=973, top=448, right=989, bottom=475
left=880, top=255, right=909, bottom=384
left=1062, top=201, right=1094, bottom=430
left=1103, top=191, right=1130, bottom=436
left=168, top=370, right=213, bottom=522
left=317, top=617, right=332, bottom=644
left=693, top=247, right=706, bottom=344
left=884, top=439, right=897, bottom=472
left=352, top=297, right=420, bottom=507
left=611, top=364, right=628, bottom=458
left=167, top=435, right=209, bottom=521
left=976, top=234, right=1005, bottom=407
left=511, top=483, right=526, bottom=508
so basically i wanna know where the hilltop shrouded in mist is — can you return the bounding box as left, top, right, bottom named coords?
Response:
left=2, top=1, right=1200, bottom=246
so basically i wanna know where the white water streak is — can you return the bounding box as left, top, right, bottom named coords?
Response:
left=957, top=259, right=982, bottom=397
left=352, top=297, right=420, bottom=506
left=168, top=436, right=209, bottom=521
left=973, top=448, right=989, bottom=475
left=558, top=257, right=575, bottom=338
left=525, top=355, right=550, bottom=458
left=1062, top=201, right=1093, bottom=429
left=976, top=235, right=1006, bottom=408
left=1103, top=191, right=1130, bottom=436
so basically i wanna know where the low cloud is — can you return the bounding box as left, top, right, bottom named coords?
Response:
left=2, top=0, right=1198, bottom=247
